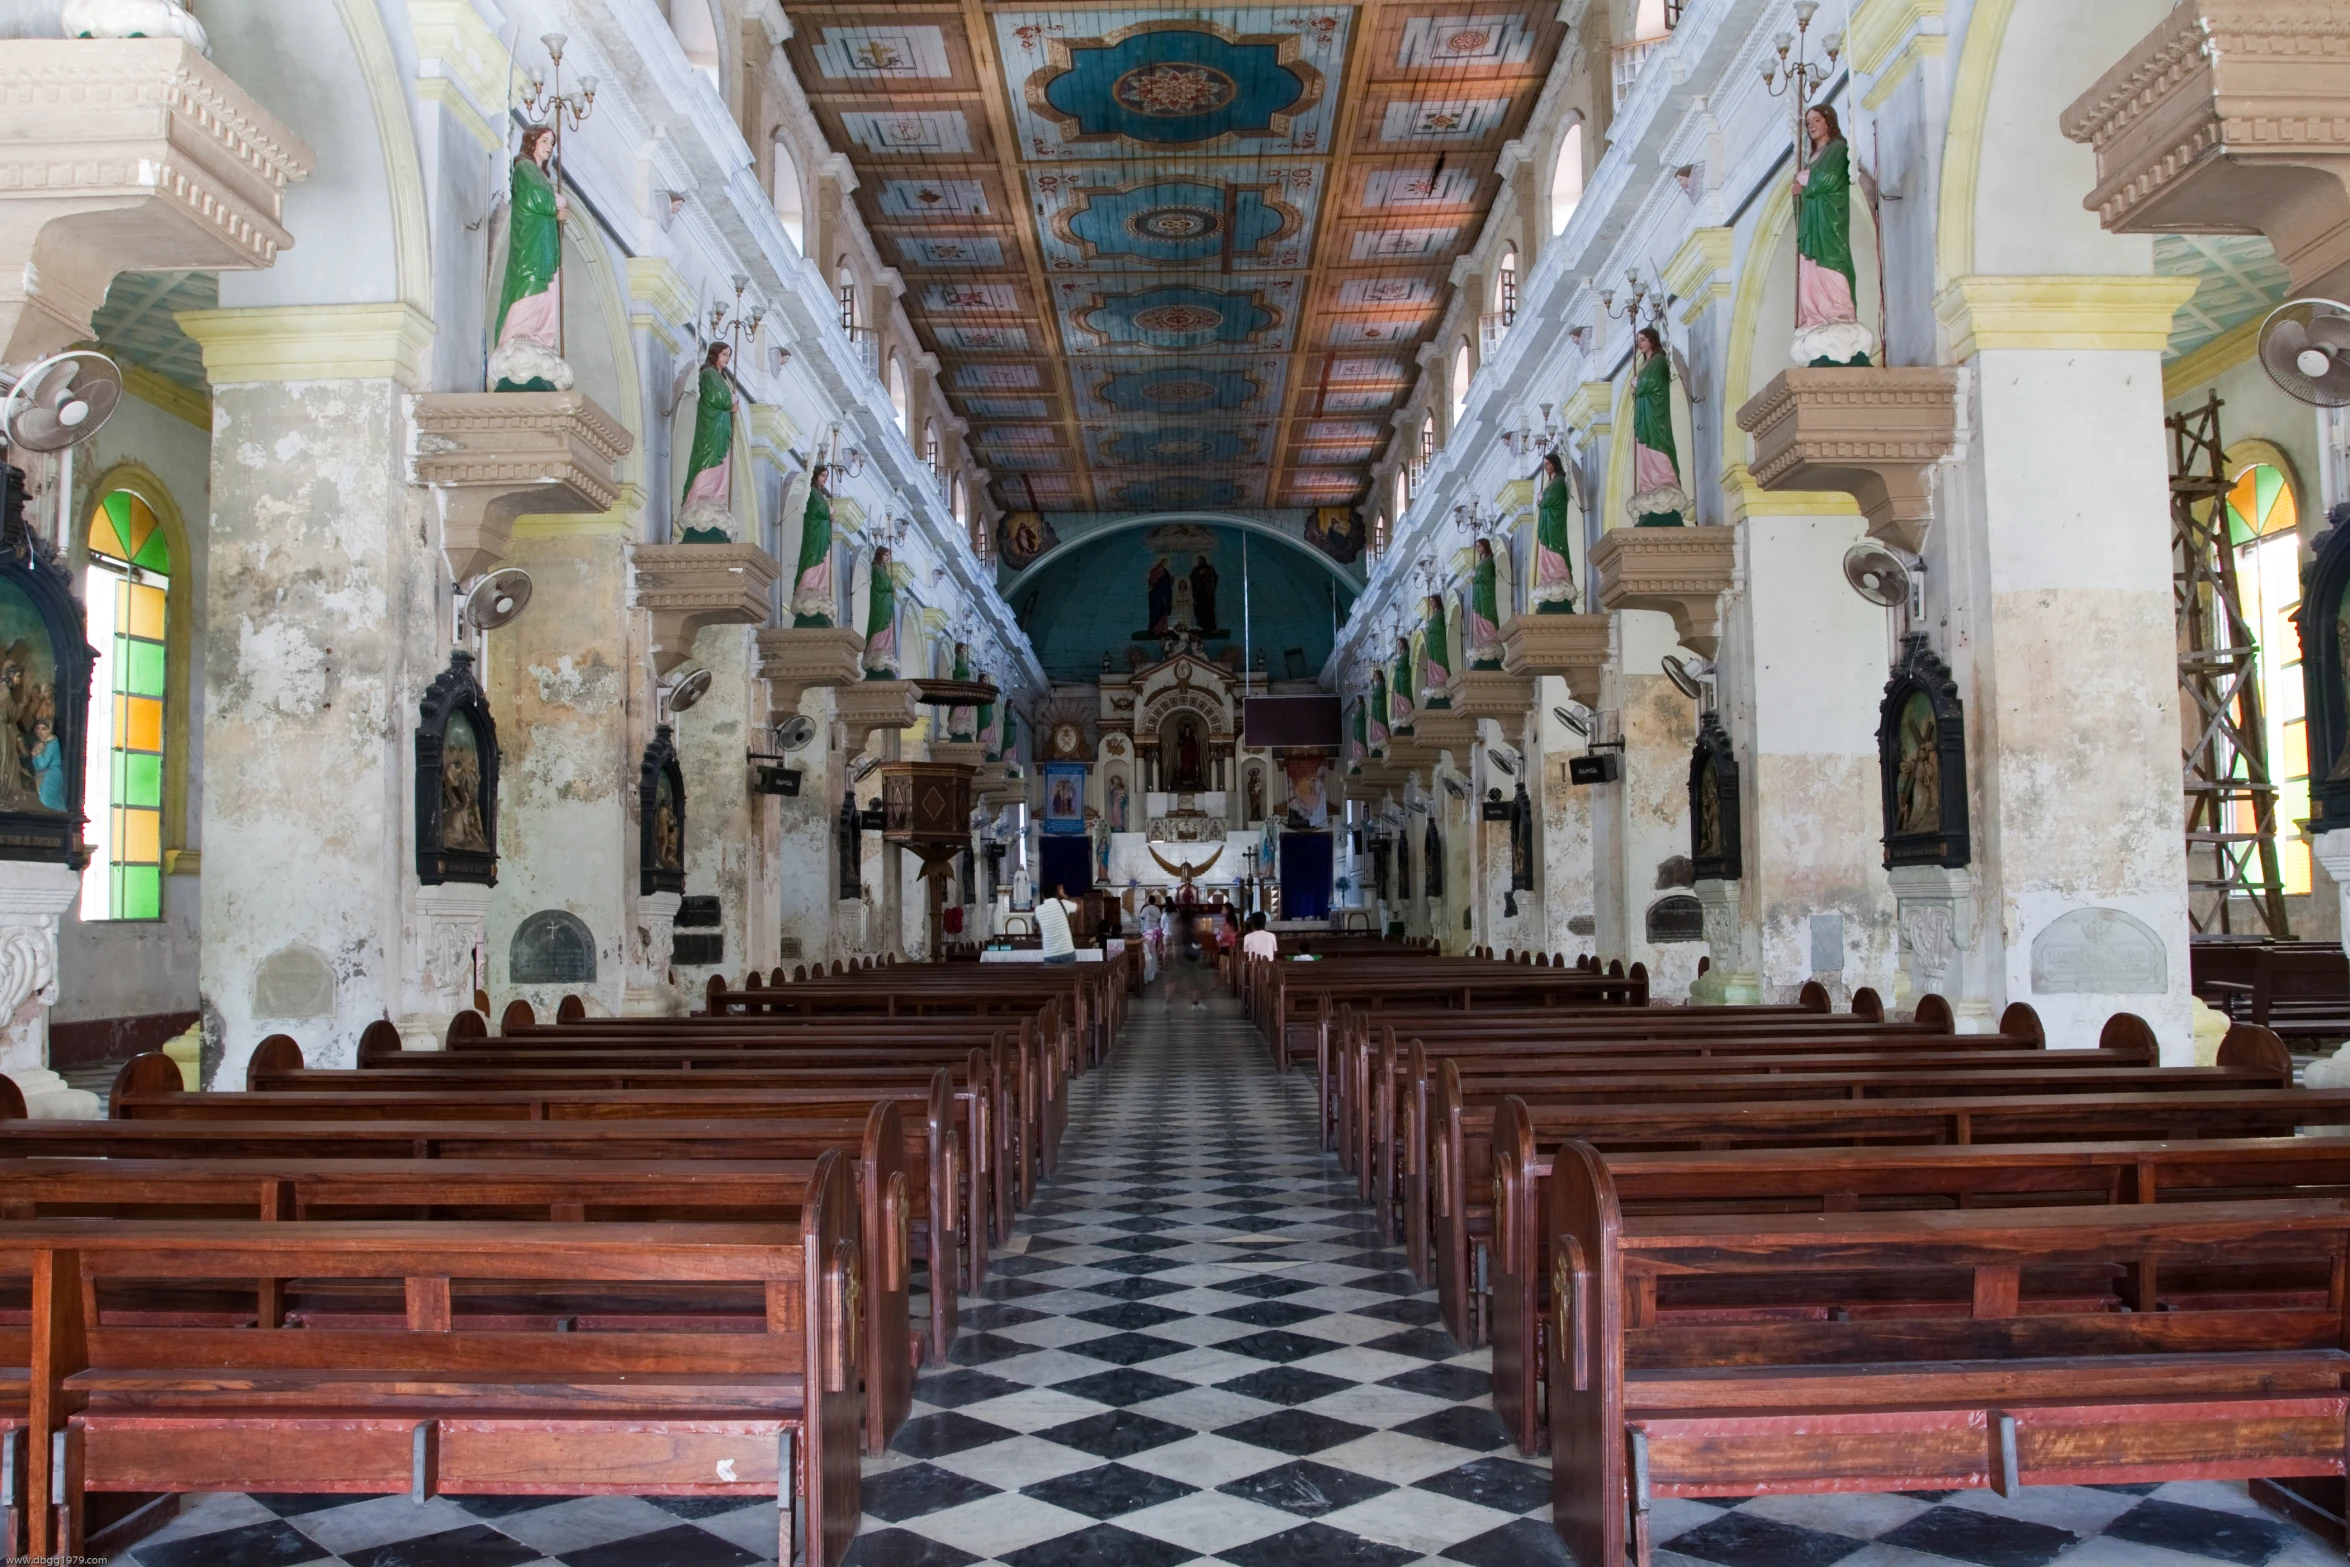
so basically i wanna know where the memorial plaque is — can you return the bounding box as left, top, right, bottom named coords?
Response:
left=2029, top=907, right=2167, bottom=995
left=511, top=911, right=597, bottom=984
left=254, top=947, right=335, bottom=1019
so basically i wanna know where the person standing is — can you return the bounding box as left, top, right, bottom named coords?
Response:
left=1242, top=912, right=1277, bottom=962
left=1037, top=883, right=1079, bottom=965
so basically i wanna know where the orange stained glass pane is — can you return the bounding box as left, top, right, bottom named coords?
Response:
left=2280, top=721, right=2309, bottom=780
left=123, top=694, right=162, bottom=753
left=117, top=806, right=159, bottom=865
left=90, top=492, right=132, bottom=561
left=126, top=581, right=165, bottom=641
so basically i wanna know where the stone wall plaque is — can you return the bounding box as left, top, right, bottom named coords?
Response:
left=1646, top=895, right=1704, bottom=944
left=253, top=946, right=334, bottom=1019
left=2030, top=907, right=2167, bottom=995
left=511, top=910, right=596, bottom=985
left=1810, top=912, right=1846, bottom=975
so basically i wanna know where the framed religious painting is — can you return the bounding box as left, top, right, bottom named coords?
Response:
left=1687, top=710, right=1740, bottom=883
left=415, top=650, right=500, bottom=885
left=640, top=726, right=686, bottom=895
left=1877, top=633, right=1969, bottom=868
left=0, top=531, right=94, bottom=865
left=1041, top=761, right=1087, bottom=835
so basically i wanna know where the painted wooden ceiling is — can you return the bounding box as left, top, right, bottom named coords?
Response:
left=785, top=3, right=1566, bottom=514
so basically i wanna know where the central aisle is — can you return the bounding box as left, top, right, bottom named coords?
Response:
left=849, top=991, right=1551, bottom=1567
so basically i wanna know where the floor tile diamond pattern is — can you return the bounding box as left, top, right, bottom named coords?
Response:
left=114, top=988, right=2341, bottom=1566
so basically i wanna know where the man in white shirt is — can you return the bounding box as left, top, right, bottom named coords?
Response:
left=1037, top=884, right=1078, bottom=964
left=1242, top=911, right=1277, bottom=961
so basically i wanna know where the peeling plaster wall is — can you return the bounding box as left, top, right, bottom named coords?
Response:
left=673, top=623, right=764, bottom=985
left=1536, top=677, right=1597, bottom=960
left=1595, top=609, right=1699, bottom=997
left=199, top=378, right=436, bottom=1083
left=485, top=528, right=633, bottom=1018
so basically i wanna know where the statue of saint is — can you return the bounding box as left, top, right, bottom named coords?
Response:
left=1107, top=773, right=1129, bottom=833
left=1468, top=538, right=1503, bottom=670
left=1246, top=769, right=1265, bottom=823
left=1894, top=693, right=1941, bottom=832
left=1145, top=558, right=1174, bottom=635
left=677, top=342, right=737, bottom=542
left=1695, top=754, right=1721, bottom=860
left=489, top=124, right=572, bottom=392
left=1174, top=719, right=1204, bottom=791
left=860, top=545, right=899, bottom=679
left=1419, top=593, right=1452, bottom=708
left=948, top=642, right=976, bottom=740
left=1533, top=450, right=1576, bottom=612
left=1390, top=634, right=1417, bottom=736
left=1794, top=104, right=1875, bottom=367
left=791, top=465, right=835, bottom=627
left=1368, top=667, right=1389, bottom=755
left=1190, top=554, right=1219, bottom=634
left=1348, top=700, right=1368, bottom=773
left=1627, top=328, right=1691, bottom=527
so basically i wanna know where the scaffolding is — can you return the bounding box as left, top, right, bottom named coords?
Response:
left=2171, top=391, right=2293, bottom=936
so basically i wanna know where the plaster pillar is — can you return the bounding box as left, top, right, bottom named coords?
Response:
left=179, top=309, right=440, bottom=1083
left=1937, top=278, right=2198, bottom=1057
left=398, top=881, right=490, bottom=1049
left=0, top=862, right=98, bottom=1118
left=1716, top=478, right=1901, bottom=1003
left=1690, top=876, right=1759, bottom=1004
left=674, top=623, right=768, bottom=989
left=1534, top=678, right=1597, bottom=960
left=1591, top=609, right=1699, bottom=995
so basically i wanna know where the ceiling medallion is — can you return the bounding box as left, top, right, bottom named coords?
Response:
left=1113, top=61, right=1238, bottom=116
left=1130, top=206, right=1220, bottom=241
left=1140, top=378, right=1216, bottom=404
left=1132, top=302, right=1225, bottom=334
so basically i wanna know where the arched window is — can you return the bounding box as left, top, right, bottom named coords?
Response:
left=952, top=474, right=968, bottom=527
left=771, top=135, right=805, bottom=255
left=2227, top=458, right=2310, bottom=894
left=1550, top=122, right=1585, bottom=235
left=1372, top=510, right=1389, bottom=556
left=836, top=261, right=858, bottom=331
left=1494, top=246, right=1518, bottom=327
left=1451, top=338, right=1473, bottom=428
left=81, top=489, right=171, bottom=921
left=1421, top=413, right=1437, bottom=461
left=924, top=419, right=941, bottom=480
left=1393, top=467, right=1410, bottom=516
left=668, top=0, right=723, bottom=94
left=887, top=354, right=910, bottom=433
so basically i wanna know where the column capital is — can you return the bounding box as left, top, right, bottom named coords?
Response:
left=178, top=300, right=436, bottom=387
left=1932, top=275, right=2197, bottom=360
left=1660, top=228, right=1734, bottom=324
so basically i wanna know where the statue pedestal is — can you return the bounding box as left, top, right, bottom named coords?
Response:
left=1500, top=612, right=1612, bottom=706
left=633, top=544, right=780, bottom=675
left=1413, top=710, right=1479, bottom=768
left=1448, top=669, right=1536, bottom=727
left=1888, top=864, right=1990, bottom=1029
left=0, top=861, right=95, bottom=1118
left=756, top=626, right=866, bottom=713
left=835, top=680, right=923, bottom=757
left=625, top=890, right=685, bottom=1016
left=0, top=38, right=312, bottom=361
left=1591, top=528, right=1738, bottom=658
left=1735, top=369, right=1960, bottom=555
left=412, top=392, right=632, bottom=580
left=1690, top=877, right=1760, bottom=1004
left=396, top=880, right=491, bottom=1051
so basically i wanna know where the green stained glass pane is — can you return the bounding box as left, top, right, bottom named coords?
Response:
left=126, top=639, right=165, bottom=698
left=111, top=750, right=126, bottom=797
left=120, top=864, right=160, bottom=920
left=123, top=751, right=161, bottom=809
left=131, top=526, right=171, bottom=574
left=2226, top=499, right=2255, bottom=547
left=94, top=493, right=134, bottom=560
left=2256, top=463, right=2283, bottom=525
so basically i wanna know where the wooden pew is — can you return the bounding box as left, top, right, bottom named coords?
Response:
left=1543, top=1143, right=2350, bottom=1567
left=0, top=1151, right=922, bottom=1457
left=10, top=1157, right=861, bottom=1563
left=1264, top=960, right=1645, bottom=1079
left=1431, top=1025, right=2310, bottom=1353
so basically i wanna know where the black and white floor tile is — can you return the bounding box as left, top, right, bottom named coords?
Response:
left=112, top=983, right=2345, bottom=1567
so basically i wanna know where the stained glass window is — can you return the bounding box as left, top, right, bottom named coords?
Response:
left=81, top=490, right=169, bottom=921
left=2225, top=462, right=2307, bottom=896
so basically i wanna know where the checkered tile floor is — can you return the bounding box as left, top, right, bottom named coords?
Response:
left=112, top=984, right=2345, bottom=1567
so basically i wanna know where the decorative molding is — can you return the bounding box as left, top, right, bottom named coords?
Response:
left=1935, top=0, right=2018, bottom=285
left=626, top=255, right=698, bottom=337
left=1717, top=461, right=1861, bottom=521
left=410, top=0, right=513, bottom=153
left=1848, top=0, right=1947, bottom=77
left=2163, top=314, right=2265, bottom=399
left=120, top=362, right=210, bottom=428
left=1558, top=379, right=1615, bottom=431
left=1589, top=527, right=1737, bottom=658
left=1932, top=275, right=2199, bottom=359
left=835, top=678, right=923, bottom=756
left=412, top=391, right=632, bottom=580
left=179, top=300, right=436, bottom=386
left=1861, top=35, right=1946, bottom=111
left=1660, top=227, right=1734, bottom=320
left=1498, top=612, right=1611, bottom=705
left=2060, top=0, right=2350, bottom=298
left=756, top=625, right=866, bottom=712
left=0, top=38, right=313, bottom=360
left=1734, top=368, right=1960, bottom=553
left=633, top=543, right=782, bottom=675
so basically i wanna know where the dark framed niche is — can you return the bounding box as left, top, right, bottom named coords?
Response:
left=416, top=650, right=499, bottom=885
left=511, top=909, right=595, bottom=984
left=2299, top=504, right=2350, bottom=831
left=1647, top=893, right=1704, bottom=943
left=1688, top=710, right=1741, bottom=882
left=0, top=531, right=95, bottom=865
left=838, top=790, right=863, bottom=900
left=1877, top=632, right=1969, bottom=868
left=1423, top=816, right=1444, bottom=899
left=640, top=725, right=685, bottom=896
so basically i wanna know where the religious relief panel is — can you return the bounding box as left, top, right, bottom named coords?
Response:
left=1876, top=633, right=1968, bottom=869
left=640, top=728, right=686, bottom=896
left=415, top=651, right=499, bottom=886
left=0, top=527, right=94, bottom=865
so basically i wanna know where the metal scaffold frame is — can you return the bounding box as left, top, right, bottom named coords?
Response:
left=2171, top=391, right=2293, bottom=937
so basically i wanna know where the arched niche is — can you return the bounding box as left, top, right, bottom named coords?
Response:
left=1603, top=344, right=1697, bottom=529
left=664, top=348, right=755, bottom=543
left=668, top=0, right=726, bottom=97
left=771, top=133, right=807, bottom=255
left=1725, top=169, right=1886, bottom=431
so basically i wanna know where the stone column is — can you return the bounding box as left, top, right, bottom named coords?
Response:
left=1887, top=864, right=1987, bottom=1025
left=0, top=862, right=97, bottom=1118
left=398, top=881, right=491, bottom=1049
left=1691, top=876, right=1758, bottom=1004
left=625, top=889, right=684, bottom=1014
left=1591, top=610, right=1700, bottom=994
left=1936, top=278, right=2198, bottom=1056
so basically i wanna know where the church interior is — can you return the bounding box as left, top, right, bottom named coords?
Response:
left=3, top=0, right=2350, bottom=1562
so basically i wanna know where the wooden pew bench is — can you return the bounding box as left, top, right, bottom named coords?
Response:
left=1543, top=1145, right=2350, bottom=1567
left=0, top=1152, right=921, bottom=1457
left=7, top=1162, right=861, bottom=1564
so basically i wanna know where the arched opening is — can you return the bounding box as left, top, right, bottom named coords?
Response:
left=1550, top=121, right=1585, bottom=235
left=771, top=134, right=805, bottom=255
left=1393, top=467, right=1409, bottom=518
left=1493, top=245, right=1518, bottom=327
left=887, top=354, right=910, bottom=433
left=667, top=0, right=723, bottom=95
left=1420, top=412, right=1437, bottom=463
left=81, top=488, right=173, bottom=921
left=1451, top=338, right=1473, bottom=429
left=924, top=418, right=941, bottom=480
left=836, top=260, right=858, bottom=331
left=1372, top=509, right=1389, bottom=556
left=2225, top=456, right=2310, bottom=895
